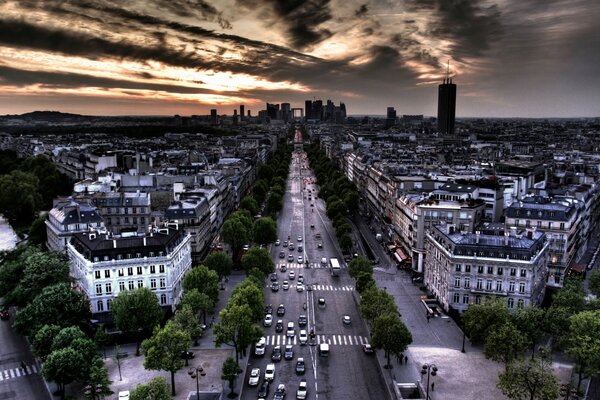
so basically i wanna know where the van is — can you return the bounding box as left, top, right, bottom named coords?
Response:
left=319, top=343, right=329, bottom=357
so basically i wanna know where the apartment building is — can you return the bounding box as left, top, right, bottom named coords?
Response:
left=46, top=198, right=105, bottom=252
left=165, top=198, right=211, bottom=264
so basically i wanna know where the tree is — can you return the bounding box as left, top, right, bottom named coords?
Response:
left=142, top=321, right=191, bottom=396
left=512, top=307, right=546, bottom=359
left=552, top=278, right=585, bottom=313
left=360, top=286, right=398, bottom=324
left=497, top=358, right=559, bottom=400
left=28, top=214, right=48, bottom=246
left=183, top=265, right=220, bottom=305
left=266, top=192, right=283, bottom=214
left=229, top=280, right=265, bottom=323
left=130, top=377, right=171, bottom=400
left=32, top=324, right=62, bottom=360
left=173, top=305, right=203, bottom=346
left=484, top=322, right=529, bottom=369
left=111, top=287, right=163, bottom=356
left=82, top=357, right=113, bottom=400
left=588, top=270, right=600, bottom=295
left=241, top=247, right=275, bottom=277
left=565, top=310, right=600, bottom=390
left=348, top=256, right=373, bottom=279
left=0, top=170, right=43, bottom=223
left=253, top=217, right=277, bottom=245
left=355, top=271, right=376, bottom=293
left=462, top=298, right=509, bottom=344
left=343, top=190, right=360, bottom=214
left=221, top=357, right=242, bottom=398
left=214, top=303, right=262, bottom=364
left=247, top=267, right=267, bottom=284
left=180, top=288, right=214, bottom=325
left=204, top=252, right=233, bottom=280
left=257, top=165, right=274, bottom=183
left=222, top=218, right=249, bottom=260
left=239, top=196, right=259, bottom=217
left=371, top=314, right=412, bottom=368
left=42, top=347, right=86, bottom=399
left=17, top=250, right=70, bottom=306
left=51, top=326, right=88, bottom=352
left=13, top=283, right=91, bottom=337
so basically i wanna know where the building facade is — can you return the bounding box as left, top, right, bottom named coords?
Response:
left=46, top=198, right=105, bottom=252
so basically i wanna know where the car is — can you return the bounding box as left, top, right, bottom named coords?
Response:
left=277, top=304, right=286, bottom=316
left=288, top=254, right=294, bottom=262
left=342, top=315, right=351, bottom=325
left=282, top=280, right=289, bottom=290
left=264, top=314, right=273, bottom=327
left=180, top=350, right=194, bottom=360
left=288, top=243, right=295, bottom=251
left=274, top=383, right=286, bottom=400
left=271, top=282, right=280, bottom=292
left=282, top=240, right=288, bottom=247
left=118, top=391, right=130, bottom=400
left=280, top=264, right=287, bottom=272
left=296, top=379, right=308, bottom=399
left=284, top=345, right=294, bottom=360
left=295, top=358, right=306, bottom=374
left=286, top=322, right=295, bottom=337
left=270, top=273, right=278, bottom=282
left=311, top=203, right=314, bottom=207
left=306, top=284, right=312, bottom=291
left=298, top=315, right=307, bottom=327
left=297, top=245, right=303, bottom=253
left=296, top=283, right=305, bottom=292
left=271, top=345, right=282, bottom=362
left=317, top=242, right=323, bottom=249
left=279, top=251, right=286, bottom=259
left=248, top=368, right=260, bottom=386
left=265, top=304, right=273, bottom=314
left=310, top=224, right=314, bottom=229
left=258, top=381, right=270, bottom=397
left=275, top=239, right=281, bottom=246
left=318, top=298, right=326, bottom=307
left=299, top=330, right=308, bottom=345
left=255, top=337, right=266, bottom=356
left=276, top=320, right=284, bottom=333
left=315, top=233, right=322, bottom=239
left=362, top=343, right=374, bottom=354
left=243, top=244, right=250, bottom=251
left=288, top=271, right=296, bottom=280
left=297, top=274, right=304, bottom=283
left=264, top=364, right=275, bottom=381
left=0, top=309, right=9, bottom=321
left=297, top=256, right=303, bottom=263
left=321, top=257, right=328, bottom=266
left=297, top=236, right=302, bottom=242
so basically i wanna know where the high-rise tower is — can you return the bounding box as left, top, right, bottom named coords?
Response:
left=437, top=64, right=456, bottom=134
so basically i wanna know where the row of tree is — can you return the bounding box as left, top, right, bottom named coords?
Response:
left=305, top=145, right=360, bottom=253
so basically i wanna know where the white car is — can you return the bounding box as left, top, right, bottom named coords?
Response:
left=282, top=280, right=289, bottom=290
left=296, top=283, right=304, bottom=292
left=248, top=368, right=260, bottom=386
left=297, top=236, right=302, bottom=242
left=299, top=329, right=308, bottom=345
left=254, top=337, right=266, bottom=356
left=298, top=256, right=304, bottom=263
left=118, top=392, right=130, bottom=400
left=275, top=239, right=280, bottom=246
left=297, top=379, right=308, bottom=399
left=265, top=363, right=275, bottom=381
left=286, top=322, right=295, bottom=337
left=243, top=244, right=250, bottom=251
left=342, top=315, right=351, bottom=325
left=263, top=314, right=273, bottom=327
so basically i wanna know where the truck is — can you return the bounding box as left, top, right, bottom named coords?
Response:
left=330, top=258, right=341, bottom=277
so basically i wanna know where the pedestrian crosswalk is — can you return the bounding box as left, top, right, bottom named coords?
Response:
left=0, top=364, right=39, bottom=382
left=265, top=283, right=354, bottom=292
left=264, top=334, right=370, bottom=347
left=278, top=262, right=347, bottom=270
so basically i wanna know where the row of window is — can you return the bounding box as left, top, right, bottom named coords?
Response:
left=452, top=293, right=525, bottom=308
left=96, top=293, right=167, bottom=312
left=103, top=207, right=147, bottom=214
left=94, top=265, right=166, bottom=279
left=95, top=277, right=166, bottom=294
left=93, top=252, right=165, bottom=262
left=105, top=216, right=146, bottom=225
left=454, top=264, right=527, bottom=277
left=513, top=219, right=565, bottom=230
left=453, top=277, right=526, bottom=293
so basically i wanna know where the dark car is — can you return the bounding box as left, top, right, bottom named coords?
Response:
left=284, top=345, right=294, bottom=360
left=277, top=304, right=285, bottom=317
left=258, top=381, right=270, bottom=398
left=280, top=264, right=287, bottom=272
left=271, top=282, right=280, bottom=292
left=180, top=351, right=194, bottom=360
left=273, top=384, right=286, bottom=400
left=295, top=358, right=306, bottom=375
left=0, top=309, right=9, bottom=320
left=271, top=345, right=282, bottom=362
left=270, top=273, right=278, bottom=282
left=264, top=304, right=273, bottom=314
left=275, top=320, right=284, bottom=333
left=298, top=315, right=307, bottom=327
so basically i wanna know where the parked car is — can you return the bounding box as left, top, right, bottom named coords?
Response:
left=362, top=344, right=374, bottom=354
left=248, top=368, right=260, bottom=386
left=264, top=364, right=275, bottom=381
left=0, top=309, right=9, bottom=321
left=180, top=351, right=194, bottom=360
left=295, top=358, right=306, bottom=375
left=118, top=391, right=130, bottom=400
left=296, top=379, right=308, bottom=399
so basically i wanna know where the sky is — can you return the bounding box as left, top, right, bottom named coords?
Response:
left=0, top=0, right=599, bottom=118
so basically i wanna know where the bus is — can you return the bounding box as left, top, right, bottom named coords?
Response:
left=330, top=258, right=341, bottom=277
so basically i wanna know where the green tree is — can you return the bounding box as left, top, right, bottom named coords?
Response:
left=552, top=278, right=585, bottom=313
left=258, top=165, right=274, bottom=183
left=129, top=377, right=171, bottom=400
left=343, top=190, right=360, bottom=214
left=266, top=192, right=283, bottom=214
left=0, top=170, right=43, bottom=223
left=229, top=280, right=265, bottom=322
left=339, top=234, right=353, bottom=253
left=13, top=283, right=91, bottom=336
left=247, top=267, right=267, bottom=284
left=17, top=250, right=70, bottom=306
left=142, top=321, right=191, bottom=396
left=51, top=326, right=87, bottom=352
left=512, top=307, right=546, bottom=359
left=241, top=247, right=275, bottom=277
left=173, top=305, right=203, bottom=347
left=221, top=356, right=242, bottom=398
left=183, top=265, right=220, bottom=305
left=111, top=287, right=163, bottom=356
left=497, top=358, right=559, bottom=400
left=180, top=288, right=214, bottom=325
left=462, top=298, right=509, bottom=344
left=326, top=199, right=346, bottom=220
left=204, top=252, right=233, bottom=280
left=484, top=322, right=529, bottom=369
left=222, top=218, right=249, bottom=260
left=588, top=270, right=600, bottom=295
left=214, top=303, right=262, bottom=364
left=239, top=196, right=259, bottom=217
left=371, top=314, right=412, bottom=368
left=348, top=256, right=373, bottom=279
left=42, top=347, right=86, bottom=399
left=360, top=286, right=398, bottom=324
left=28, top=214, right=48, bottom=246
left=82, top=357, right=113, bottom=400
left=565, top=310, right=600, bottom=390
left=32, top=324, right=62, bottom=360
left=253, top=217, right=277, bottom=245
left=355, top=271, right=376, bottom=293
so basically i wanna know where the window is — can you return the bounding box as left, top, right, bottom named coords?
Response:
left=137, top=267, right=142, bottom=275
left=150, top=278, right=157, bottom=290
left=453, top=293, right=460, bottom=303
left=560, top=223, right=565, bottom=230
left=537, top=220, right=542, bottom=228
left=95, top=271, right=101, bottom=279
left=517, top=299, right=524, bottom=308
left=160, top=294, right=167, bottom=305
left=454, top=277, right=461, bottom=288
left=118, top=269, right=124, bottom=277
left=487, top=266, right=494, bottom=274
left=478, top=266, right=484, bottom=274
left=160, top=278, right=166, bottom=289
left=476, top=279, right=483, bottom=289
left=95, top=284, right=102, bottom=295
left=519, top=282, right=526, bottom=293
left=510, top=268, right=517, bottom=276
left=520, top=269, right=527, bottom=277
left=97, top=300, right=104, bottom=312
left=150, top=265, right=156, bottom=274
left=465, top=265, right=471, bottom=273
left=105, top=283, right=112, bottom=294
left=526, top=220, right=531, bottom=228
left=137, top=279, right=143, bottom=288
left=117, top=254, right=123, bottom=260
left=496, top=281, right=502, bottom=292
left=497, top=268, right=503, bottom=276
left=128, top=281, right=135, bottom=290
left=462, top=294, right=469, bottom=304
left=509, top=282, right=515, bottom=292
left=507, top=298, right=514, bottom=309
left=455, top=264, right=461, bottom=272
left=93, top=257, right=99, bottom=262
left=104, top=269, right=110, bottom=278
left=159, top=265, right=165, bottom=273
left=119, top=281, right=125, bottom=292
left=486, top=280, right=493, bottom=291
left=464, top=277, right=470, bottom=289
left=475, top=295, right=481, bottom=305
left=107, top=299, right=112, bottom=310
left=128, top=267, right=133, bottom=276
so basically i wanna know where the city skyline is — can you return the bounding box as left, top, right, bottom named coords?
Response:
left=0, top=0, right=599, bottom=118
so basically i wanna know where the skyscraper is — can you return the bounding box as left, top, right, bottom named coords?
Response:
left=210, top=109, right=217, bottom=125
left=305, top=100, right=313, bottom=120
left=385, top=107, right=396, bottom=128
left=240, top=105, right=245, bottom=121
left=437, top=78, right=456, bottom=134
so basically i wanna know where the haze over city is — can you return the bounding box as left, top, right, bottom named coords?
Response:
left=1, top=0, right=599, bottom=117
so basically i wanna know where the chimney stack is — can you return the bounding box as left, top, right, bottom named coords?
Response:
left=113, top=239, right=117, bottom=248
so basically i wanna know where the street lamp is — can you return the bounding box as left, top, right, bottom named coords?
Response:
left=560, top=383, right=579, bottom=400
left=188, top=366, right=207, bottom=400
left=421, top=363, right=438, bottom=400
left=83, top=384, right=104, bottom=400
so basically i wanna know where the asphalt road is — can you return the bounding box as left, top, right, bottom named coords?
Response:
left=240, top=147, right=388, bottom=400
left=0, top=310, right=50, bottom=400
